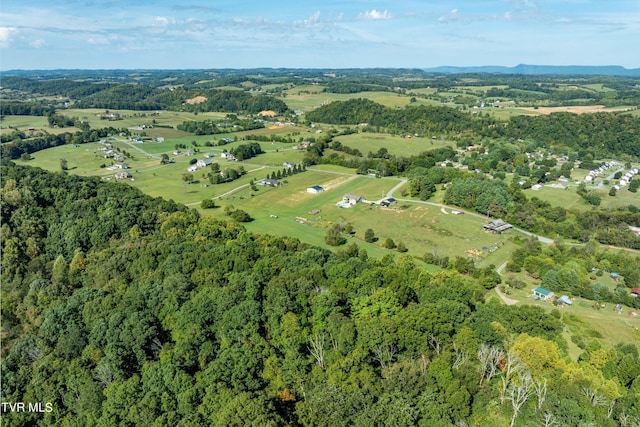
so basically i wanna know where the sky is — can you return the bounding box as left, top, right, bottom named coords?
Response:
left=1, top=0, right=639, bottom=70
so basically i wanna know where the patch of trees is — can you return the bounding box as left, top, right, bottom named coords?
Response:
left=230, top=142, right=263, bottom=161
left=306, top=99, right=480, bottom=136
left=207, top=162, right=246, bottom=184
left=0, top=102, right=55, bottom=116
left=499, top=113, right=640, bottom=158
left=1, top=163, right=639, bottom=426
left=176, top=118, right=264, bottom=135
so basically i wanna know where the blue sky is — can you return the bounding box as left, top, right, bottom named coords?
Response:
left=1, top=0, right=638, bottom=70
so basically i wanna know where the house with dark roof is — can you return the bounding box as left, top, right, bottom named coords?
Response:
left=483, top=219, right=513, bottom=233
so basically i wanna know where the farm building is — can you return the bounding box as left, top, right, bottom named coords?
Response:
left=532, top=287, right=554, bottom=301
left=630, top=288, right=640, bottom=297
left=283, top=162, right=296, bottom=169
left=204, top=153, right=216, bottom=159
left=343, top=194, right=364, bottom=206
left=531, top=184, right=542, bottom=191
left=115, top=171, right=132, bottom=180
left=187, top=166, right=198, bottom=172
left=259, top=179, right=281, bottom=187
left=483, top=219, right=512, bottom=233
left=307, top=186, right=324, bottom=194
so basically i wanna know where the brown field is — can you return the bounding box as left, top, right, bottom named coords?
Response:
left=186, top=96, right=207, bottom=104
left=520, top=105, right=631, bottom=115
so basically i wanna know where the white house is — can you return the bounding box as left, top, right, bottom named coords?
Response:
left=114, top=162, right=129, bottom=169
left=283, top=162, right=296, bottom=169
left=196, top=159, right=213, bottom=168
left=187, top=166, right=198, bottom=172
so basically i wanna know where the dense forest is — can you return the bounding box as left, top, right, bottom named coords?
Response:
left=1, top=164, right=639, bottom=426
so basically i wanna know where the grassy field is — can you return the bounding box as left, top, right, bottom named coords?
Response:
left=280, top=90, right=420, bottom=112
left=0, top=115, right=78, bottom=136
left=489, top=281, right=640, bottom=359
left=523, top=182, right=640, bottom=211
left=333, top=133, right=455, bottom=156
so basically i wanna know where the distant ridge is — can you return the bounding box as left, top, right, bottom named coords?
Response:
left=423, top=64, right=640, bottom=76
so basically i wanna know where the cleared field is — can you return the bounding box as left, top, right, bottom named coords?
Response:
left=0, top=115, right=77, bottom=135
left=333, top=133, right=454, bottom=156
left=280, top=91, right=417, bottom=112
left=519, top=105, right=634, bottom=115
left=205, top=172, right=514, bottom=261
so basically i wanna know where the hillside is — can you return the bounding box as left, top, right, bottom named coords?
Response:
left=1, top=164, right=639, bottom=426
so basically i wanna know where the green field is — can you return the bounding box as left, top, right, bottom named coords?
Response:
left=334, top=132, right=455, bottom=156
left=280, top=90, right=421, bottom=112
left=0, top=115, right=78, bottom=135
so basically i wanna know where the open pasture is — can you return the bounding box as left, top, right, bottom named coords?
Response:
left=0, top=115, right=77, bottom=136
left=333, top=132, right=454, bottom=157
left=280, top=90, right=416, bottom=112
left=209, top=172, right=513, bottom=260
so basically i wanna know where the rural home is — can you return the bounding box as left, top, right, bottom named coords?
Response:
left=343, top=194, right=364, bottom=206
left=187, top=166, right=198, bottom=172
left=204, top=153, right=216, bottom=159
left=630, top=288, right=640, bottom=297
left=113, top=162, right=129, bottom=169
left=196, top=159, right=213, bottom=168
left=531, top=184, right=542, bottom=191
left=184, top=150, right=196, bottom=156
left=283, top=162, right=296, bottom=169
left=115, top=171, right=132, bottom=180
left=259, top=179, right=281, bottom=187
left=483, top=219, right=512, bottom=233
left=532, top=287, right=554, bottom=301
left=307, top=186, right=324, bottom=194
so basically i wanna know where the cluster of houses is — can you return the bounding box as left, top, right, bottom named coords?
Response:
left=98, top=141, right=125, bottom=162
left=612, top=167, right=638, bottom=191
left=584, top=161, right=617, bottom=183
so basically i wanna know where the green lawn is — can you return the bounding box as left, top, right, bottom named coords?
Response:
left=0, top=115, right=79, bottom=136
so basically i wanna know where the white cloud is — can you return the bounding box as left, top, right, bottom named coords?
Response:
left=0, top=27, right=18, bottom=47
left=359, top=9, right=392, bottom=20
left=153, top=16, right=176, bottom=28
left=29, top=39, right=45, bottom=48
left=438, top=9, right=459, bottom=23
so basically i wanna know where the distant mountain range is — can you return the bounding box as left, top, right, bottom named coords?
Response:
left=422, top=64, right=640, bottom=76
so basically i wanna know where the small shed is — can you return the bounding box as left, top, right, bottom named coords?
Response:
left=611, top=272, right=620, bottom=281
left=630, top=288, right=640, bottom=297
left=532, top=287, right=554, bottom=301
left=557, top=295, right=572, bottom=306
